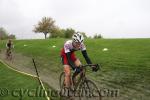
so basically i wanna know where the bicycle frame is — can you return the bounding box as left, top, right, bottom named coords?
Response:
left=72, top=64, right=99, bottom=91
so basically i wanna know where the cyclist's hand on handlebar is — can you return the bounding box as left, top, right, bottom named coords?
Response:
left=91, top=64, right=99, bottom=72
left=74, top=66, right=83, bottom=73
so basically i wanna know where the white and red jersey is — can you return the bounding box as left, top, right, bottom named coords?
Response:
left=60, top=40, right=92, bottom=67
left=64, top=40, right=86, bottom=53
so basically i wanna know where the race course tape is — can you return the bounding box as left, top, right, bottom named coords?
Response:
left=0, top=59, right=37, bottom=78
left=0, top=59, right=50, bottom=100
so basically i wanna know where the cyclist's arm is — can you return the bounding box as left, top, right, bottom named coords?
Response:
left=81, top=50, right=92, bottom=64
left=6, top=43, right=8, bottom=48
left=66, top=52, right=76, bottom=69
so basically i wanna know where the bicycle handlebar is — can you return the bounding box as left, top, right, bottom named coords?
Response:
left=80, top=64, right=100, bottom=71
left=81, top=64, right=99, bottom=67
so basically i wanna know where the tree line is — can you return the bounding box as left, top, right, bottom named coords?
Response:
left=0, top=27, right=16, bottom=40
left=33, top=17, right=102, bottom=39
left=0, top=16, right=102, bottom=40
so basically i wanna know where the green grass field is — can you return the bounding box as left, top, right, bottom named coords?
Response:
left=0, top=61, right=47, bottom=100
left=0, top=38, right=150, bottom=100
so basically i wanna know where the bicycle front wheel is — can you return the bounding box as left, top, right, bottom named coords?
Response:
left=78, top=79, right=101, bottom=100
left=59, top=72, right=65, bottom=89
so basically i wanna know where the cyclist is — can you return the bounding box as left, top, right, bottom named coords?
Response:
left=6, top=39, right=14, bottom=59
left=60, top=32, right=98, bottom=88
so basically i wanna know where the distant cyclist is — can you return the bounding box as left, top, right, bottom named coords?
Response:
left=6, top=39, right=14, bottom=59
left=60, top=32, right=98, bottom=88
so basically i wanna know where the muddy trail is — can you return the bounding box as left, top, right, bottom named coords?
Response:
left=0, top=50, right=149, bottom=100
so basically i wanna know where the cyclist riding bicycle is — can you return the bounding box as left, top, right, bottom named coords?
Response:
left=60, top=32, right=98, bottom=88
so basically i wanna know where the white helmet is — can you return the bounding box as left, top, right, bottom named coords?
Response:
left=72, top=32, right=84, bottom=43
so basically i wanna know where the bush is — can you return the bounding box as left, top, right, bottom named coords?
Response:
left=93, top=34, right=102, bottom=39
left=49, top=27, right=88, bottom=39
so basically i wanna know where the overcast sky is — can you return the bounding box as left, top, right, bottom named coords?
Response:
left=0, top=0, right=150, bottom=39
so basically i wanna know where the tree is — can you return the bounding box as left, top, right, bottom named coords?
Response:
left=79, top=32, right=87, bottom=38
left=33, top=17, right=56, bottom=39
left=0, top=27, right=8, bottom=40
left=8, top=34, right=16, bottom=39
left=94, top=34, right=103, bottom=39
left=50, top=27, right=64, bottom=38
left=0, top=27, right=16, bottom=40
left=64, top=28, right=75, bottom=38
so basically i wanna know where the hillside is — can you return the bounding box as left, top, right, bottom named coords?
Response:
left=0, top=38, right=150, bottom=100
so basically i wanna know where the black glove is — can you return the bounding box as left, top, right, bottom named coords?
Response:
left=74, top=66, right=83, bottom=73
left=92, top=64, right=99, bottom=72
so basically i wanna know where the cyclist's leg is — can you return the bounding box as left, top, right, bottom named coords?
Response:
left=74, top=59, right=82, bottom=67
left=7, top=48, right=12, bottom=59
left=6, top=48, right=9, bottom=58
left=6, top=48, right=9, bottom=54
left=60, top=50, right=72, bottom=88
left=70, top=51, right=82, bottom=67
left=64, top=65, right=71, bottom=88
left=71, top=52, right=82, bottom=84
left=9, top=50, right=12, bottom=60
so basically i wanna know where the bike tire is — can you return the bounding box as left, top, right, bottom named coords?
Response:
left=78, top=79, right=101, bottom=100
left=59, top=72, right=65, bottom=89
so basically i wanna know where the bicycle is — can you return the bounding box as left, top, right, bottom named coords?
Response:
left=6, top=48, right=12, bottom=60
left=59, top=64, right=101, bottom=100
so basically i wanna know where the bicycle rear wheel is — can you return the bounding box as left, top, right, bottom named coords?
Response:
left=78, top=79, right=101, bottom=100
